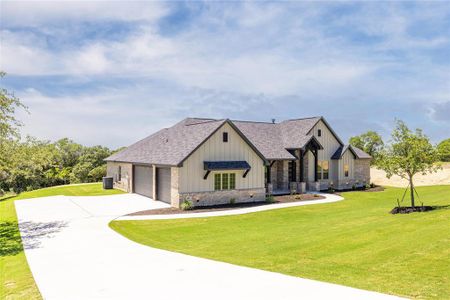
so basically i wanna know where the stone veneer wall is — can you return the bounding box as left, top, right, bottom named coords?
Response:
left=303, top=153, right=309, bottom=183
left=179, top=188, right=265, bottom=207
left=170, top=167, right=180, bottom=207
left=335, top=158, right=371, bottom=190
left=106, top=162, right=133, bottom=192
left=354, top=159, right=371, bottom=185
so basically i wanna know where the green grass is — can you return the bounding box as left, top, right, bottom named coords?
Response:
left=111, top=185, right=450, bottom=299
left=0, top=183, right=124, bottom=300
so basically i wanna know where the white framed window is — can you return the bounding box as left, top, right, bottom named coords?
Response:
left=214, top=173, right=236, bottom=190
left=344, top=164, right=349, bottom=177
left=318, top=129, right=322, bottom=137
left=117, top=166, right=122, bottom=181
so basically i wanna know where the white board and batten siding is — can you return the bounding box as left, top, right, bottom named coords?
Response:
left=307, top=120, right=342, bottom=182
left=338, top=149, right=355, bottom=180
left=178, top=123, right=265, bottom=193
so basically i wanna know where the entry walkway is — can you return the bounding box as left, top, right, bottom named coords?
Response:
left=117, top=192, right=344, bottom=220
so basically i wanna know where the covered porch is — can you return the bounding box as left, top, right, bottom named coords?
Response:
left=265, top=137, right=323, bottom=194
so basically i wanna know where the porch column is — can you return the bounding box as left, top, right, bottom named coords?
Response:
left=314, top=148, right=318, bottom=182
left=299, top=149, right=304, bottom=182
left=266, top=161, right=275, bottom=194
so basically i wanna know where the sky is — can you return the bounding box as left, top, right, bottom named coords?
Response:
left=1, top=1, right=449, bottom=149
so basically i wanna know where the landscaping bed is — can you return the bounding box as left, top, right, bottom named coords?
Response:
left=126, top=193, right=325, bottom=216
left=390, top=206, right=434, bottom=214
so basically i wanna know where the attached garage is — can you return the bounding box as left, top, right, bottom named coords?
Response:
left=156, top=167, right=171, bottom=204
left=133, top=165, right=153, bottom=198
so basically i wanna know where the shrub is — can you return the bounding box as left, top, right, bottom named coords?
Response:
left=265, top=195, right=275, bottom=203
left=181, top=200, right=193, bottom=211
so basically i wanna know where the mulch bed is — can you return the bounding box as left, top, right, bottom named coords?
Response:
left=126, top=194, right=326, bottom=216
left=390, top=206, right=434, bottom=214
left=363, top=186, right=385, bottom=192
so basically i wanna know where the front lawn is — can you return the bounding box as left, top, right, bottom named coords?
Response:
left=0, top=183, right=124, bottom=299
left=111, top=185, right=450, bottom=299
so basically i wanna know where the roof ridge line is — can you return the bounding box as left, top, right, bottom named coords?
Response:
left=230, top=119, right=274, bottom=124
left=185, top=119, right=225, bottom=126
left=283, top=116, right=322, bottom=122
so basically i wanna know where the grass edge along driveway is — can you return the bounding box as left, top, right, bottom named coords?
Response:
left=0, top=183, right=124, bottom=300
left=111, top=186, right=450, bottom=299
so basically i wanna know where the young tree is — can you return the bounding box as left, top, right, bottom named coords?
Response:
left=437, top=138, right=450, bottom=162
left=377, top=120, right=441, bottom=207
left=349, top=131, right=384, bottom=163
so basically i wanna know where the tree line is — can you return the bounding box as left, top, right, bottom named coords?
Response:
left=0, top=72, right=121, bottom=194
left=349, top=130, right=449, bottom=164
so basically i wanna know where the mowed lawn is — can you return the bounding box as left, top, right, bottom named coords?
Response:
left=0, top=183, right=124, bottom=300
left=111, top=185, right=450, bottom=299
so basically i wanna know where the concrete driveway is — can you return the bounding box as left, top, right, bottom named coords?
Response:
left=15, top=194, right=402, bottom=300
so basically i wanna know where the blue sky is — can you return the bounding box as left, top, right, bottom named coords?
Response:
left=1, top=1, right=449, bottom=148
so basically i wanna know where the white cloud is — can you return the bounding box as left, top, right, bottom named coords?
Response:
left=1, top=1, right=169, bottom=26
left=2, top=1, right=450, bottom=145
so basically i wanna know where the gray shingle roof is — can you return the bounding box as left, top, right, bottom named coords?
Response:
left=106, top=118, right=227, bottom=166
left=350, top=145, right=372, bottom=159
left=106, top=116, right=362, bottom=166
left=231, top=121, right=294, bottom=160
left=331, top=145, right=371, bottom=159
left=233, top=117, right=325, bottom=160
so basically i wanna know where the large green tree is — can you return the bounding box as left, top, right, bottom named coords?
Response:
left=377, top=120, right=441, bottom=207
left=70, top=146, right=111, bottom=183
left=1, top=137, right=59, bottom=193
left=349, top=131, right=384, bottom=163
left=0, top=72, right=27, bottom=140
left=437, top=138, right=450, bottom=162
left=0, top=72, right=28, bottom=194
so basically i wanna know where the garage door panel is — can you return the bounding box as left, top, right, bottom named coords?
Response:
left=134, top=166, right=153, bottom=198
left=156, top=168, right=171, bottom=204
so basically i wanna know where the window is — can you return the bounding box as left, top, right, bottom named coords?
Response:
left=318, top=129, right=322, bottom=137
left=222, top=173, right=229, bottom=190
left=118, top=166, right=122, bottom=181
left=317, top=161, right=329, bottom=180
left=214, top=173, right=236, bottom=190
left=229, top=173, right=236, bottom=189
left=316, top=161, right=322, bottom=180
left=322, top=161, right=329, bottom=180
left=344, top=164, right=349, bottom=177
left=214, top=174, right=221, bottom=190
left=223, top=132, right=228, bottom=142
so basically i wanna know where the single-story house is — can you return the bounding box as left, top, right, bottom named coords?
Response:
left=105, top=117, right=371, bottom=208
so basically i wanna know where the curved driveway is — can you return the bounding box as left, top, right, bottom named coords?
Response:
left=15, top=194, right=402, bottom=300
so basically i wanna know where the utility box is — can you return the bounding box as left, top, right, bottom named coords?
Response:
left=102, top=177, right=113, bottom=189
